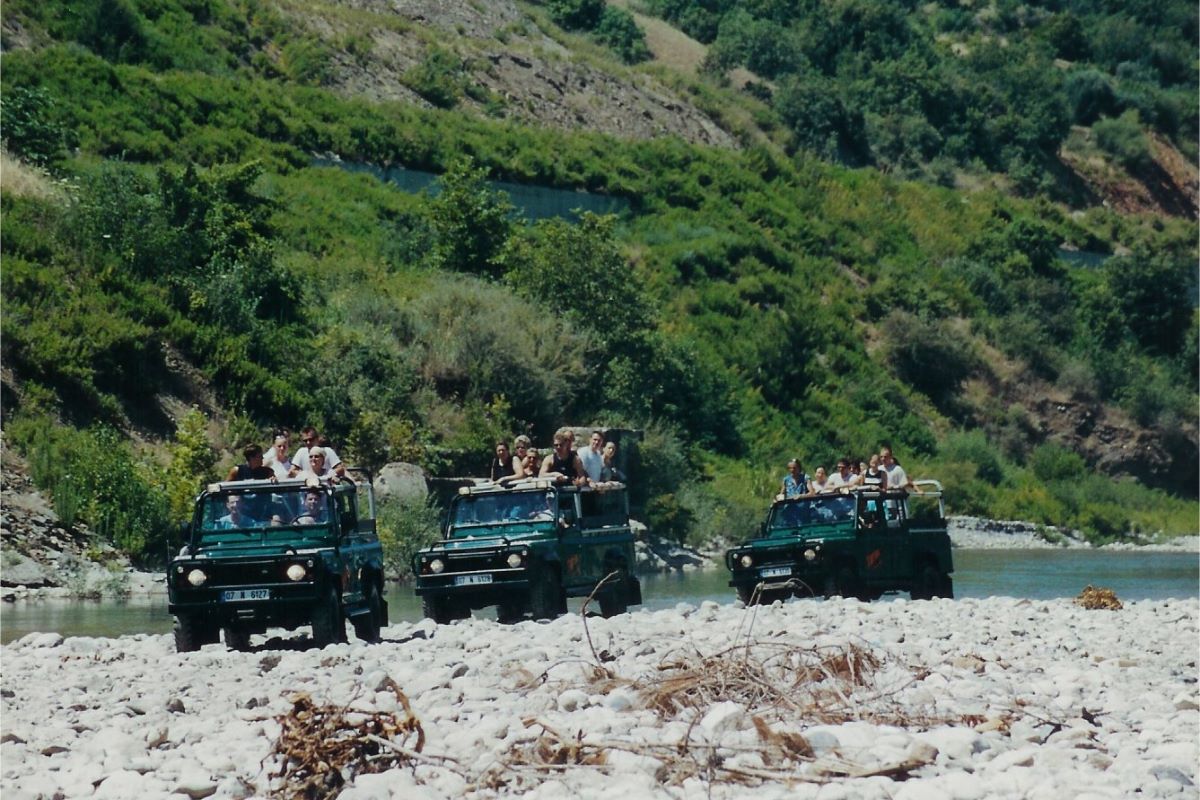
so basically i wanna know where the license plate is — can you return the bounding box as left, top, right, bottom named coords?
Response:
left=760, top=567, right=791, bottom=579
left=453, top=574, right=493, bottom=586
left=221, top=589, right=270, bottom=602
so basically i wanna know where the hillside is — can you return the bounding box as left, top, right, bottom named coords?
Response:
left=0, top=0, right=1196, bottom=565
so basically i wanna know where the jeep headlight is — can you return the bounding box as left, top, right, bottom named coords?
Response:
left=739, top=554, right=753, bottom=568
left=506, top=553, right=523, bottom=568
left=803, top=548, right=817, bottom=562
left=286, top=563, right=307, bottom=581
left=429, top=558, right=445, bottom=574
left=186, top=568, right=207, bottom=587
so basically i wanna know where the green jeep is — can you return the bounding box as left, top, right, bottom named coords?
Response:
left=168, top=475, right=387, bottom=651
left=726, top=481, right=953, bottom=603
left=412, top=480, right=642, bottom=623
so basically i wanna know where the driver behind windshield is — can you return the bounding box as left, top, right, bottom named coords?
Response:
left=294, top=490, right=328, bottom=525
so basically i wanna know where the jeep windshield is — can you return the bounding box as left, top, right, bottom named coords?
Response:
left=194, top=488, right=334, bottom=547
left=448, top=490, right=557, bottom=537
left=767, top=495, right=856, bottom=532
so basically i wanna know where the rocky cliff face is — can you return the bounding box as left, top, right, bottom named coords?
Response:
left=281, top=0, right=737, bottom=149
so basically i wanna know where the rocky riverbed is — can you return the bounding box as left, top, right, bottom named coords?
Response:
left=2, top=596, right=1197, bottom=799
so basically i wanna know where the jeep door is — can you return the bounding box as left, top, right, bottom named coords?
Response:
left=334, top=491, right=370, bottom=607
left=856, top=494, right=902, bottom=584
left=557, top=490, right=629, bottom=592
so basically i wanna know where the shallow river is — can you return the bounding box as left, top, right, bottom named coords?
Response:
left=2, top=549, right=1196, bottom=644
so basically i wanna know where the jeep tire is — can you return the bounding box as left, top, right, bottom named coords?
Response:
left=529, top=569, right=561, bottom=621
left=422, top=594, right=462, bottom=625
left=222, top=623, right=252, bottom=652
left=352, top=581, right=383, bottom=643
left=312, top=585, right=344, bottom=647
left=824, top=566, right=862, bottom=600
left=912, top=563, right=954, bottom=600
left=174, top=614, right=218, bottom=653
left=598, top=575, right=629, bottom=618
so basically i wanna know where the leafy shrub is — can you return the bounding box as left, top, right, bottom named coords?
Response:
left=939, top=430, right=1005, bottom=485
left=376, top=496, right=443, bottom=581
left=594, top=8, right=651, bottom=64
left=403, top=47, right=469, bottom=109
left=880, top=311, right=978, bottom=408
left=8, top=415, right=172, bottom=562
left=1093, top=110, right=1152, bottom=172
left=427, top=157, right=515, bottom=277
left=1, top=87, right=71, bottom=166
left=1029, top=443, right=1087, bottom=482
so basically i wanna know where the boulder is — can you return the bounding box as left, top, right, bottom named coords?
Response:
left=0, top=553, right=60, bottom=588
left=372, top=462, right=428, bottom=504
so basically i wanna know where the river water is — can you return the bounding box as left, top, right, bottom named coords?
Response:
left=2, top=549, right=1196, bottom=644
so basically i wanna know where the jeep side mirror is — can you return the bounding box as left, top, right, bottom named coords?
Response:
left=340, top=511, right=355, bottom=534
left=758, top=522, right=766, bottom=537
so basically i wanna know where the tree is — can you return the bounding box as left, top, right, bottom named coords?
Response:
left=427, top=157, right=515, bottom=278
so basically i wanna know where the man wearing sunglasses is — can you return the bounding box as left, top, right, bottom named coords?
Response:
left=292, top=426, right=346, bottom=479
left=539, top=431, right=589, bottom=486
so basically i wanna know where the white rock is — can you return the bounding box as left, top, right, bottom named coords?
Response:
left=698, top=701, right=744, bottom=736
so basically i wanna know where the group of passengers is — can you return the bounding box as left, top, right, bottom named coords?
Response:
left=488, top=429, right=625, bottom=487
left=225, top=426, right=351, bottom=485
left=777, top=446, right=917, bottom=501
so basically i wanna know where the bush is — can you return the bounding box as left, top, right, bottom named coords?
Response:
left=1093, top=110, right=1152, bottom=173
left=880, top=310, right=978, bottom=408
left=376, top=496, right=443, bottom=581
left=1029, top=443, right=1086, bottom=482
left=8, top=415, right=172, bottom=563
left=939, top=430, right=1005, bottom=485
left=595, top=8, right=651, bottom=64
left=1, top=87, right=71, bottom=166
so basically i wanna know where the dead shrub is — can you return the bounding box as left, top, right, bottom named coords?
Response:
left=268, top=677, right=425, bottom=800
left=1075, top=585, right=1123, bottom=610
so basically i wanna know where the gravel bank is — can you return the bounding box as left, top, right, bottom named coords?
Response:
left=2, top=596, right=1197, bottom=799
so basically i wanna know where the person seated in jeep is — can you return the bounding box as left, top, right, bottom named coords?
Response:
left=213, top=495, right=260, bottom=529
left=294, top=490, right=328, bottom=525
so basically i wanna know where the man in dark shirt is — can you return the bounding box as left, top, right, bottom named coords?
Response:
left=227, top=444, right=275, bottom=482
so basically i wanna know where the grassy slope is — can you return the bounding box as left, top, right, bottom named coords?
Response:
left=1, top=0, right=1196, bottom=554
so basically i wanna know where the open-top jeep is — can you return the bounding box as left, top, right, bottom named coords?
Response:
left=412, top=480, right=642, bottom=623
left=168, top=475, right=387, bottom=651
left=726, top=481, right=953, bottom=603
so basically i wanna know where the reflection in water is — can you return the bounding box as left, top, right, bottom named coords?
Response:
left=2, top=549, right=1196, bottom=643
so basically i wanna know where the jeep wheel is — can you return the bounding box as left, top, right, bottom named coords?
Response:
left=912, top=564, right=951, bottom=600
left=824, top=567, right=862, bottom=600
left=598, top=576, right=629, bottom=618
left=529, top=570, right=562, bottom=621
left=422, top=594, right=458, bottom=625
left=496, top=600, right=525, bottom=624
left=735, top=584, right=754, bottom=605
left=174, top=614, right=217, bottom=653
left=222, top=623, right=252, bottom=652
left=312, top=586, right=344, bottom=647
left=352, top=582, right=383, bottom=643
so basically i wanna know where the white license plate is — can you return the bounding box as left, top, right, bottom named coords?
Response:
left=760, top=567, right=791, bottom=579
left=221, top=589, right=270, bottom=602
left=453, top=574, right=493, bottom=586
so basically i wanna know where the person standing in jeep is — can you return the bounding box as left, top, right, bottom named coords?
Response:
left=880, top=446, right=919, bottom=493
left=540, top=432, right=589, bottom=486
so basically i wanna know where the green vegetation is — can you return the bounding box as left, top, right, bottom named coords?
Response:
left=648, top=0, right=1198, bottom=188
left=1, top=0, right=1195, bottom=568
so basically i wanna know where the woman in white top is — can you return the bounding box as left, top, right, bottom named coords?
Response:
left=809, top=466, right=830, bottom=494
left=267, top=433, right=294, bottom=481
left=291, top=446, right=338, bottom=481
